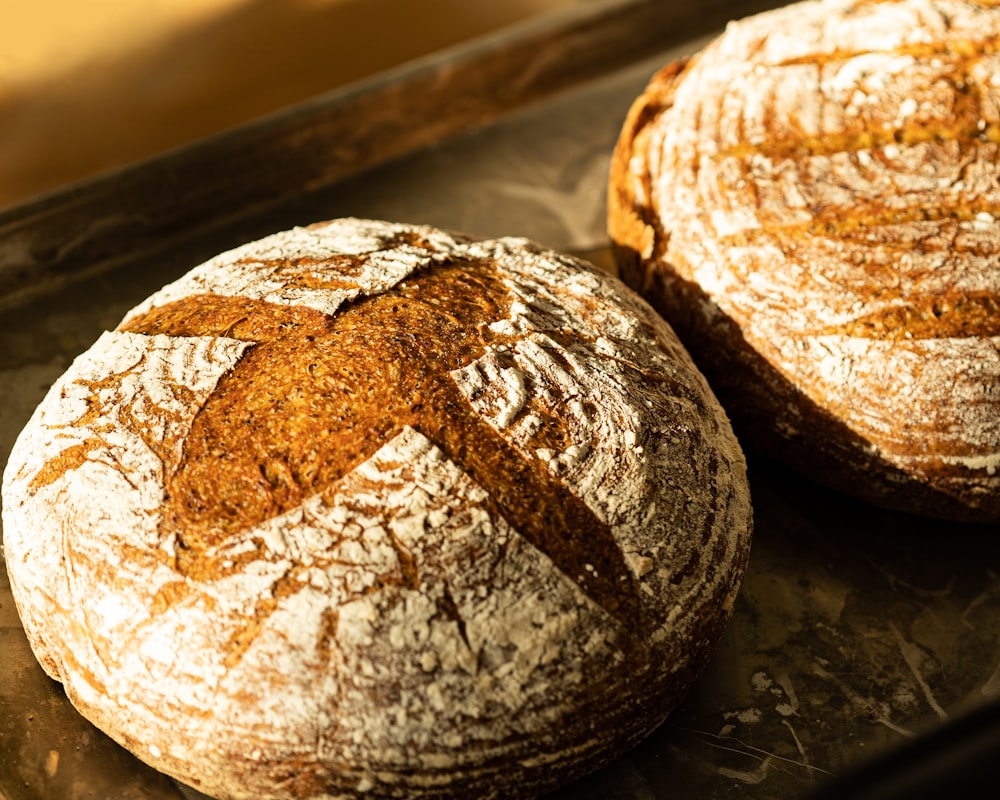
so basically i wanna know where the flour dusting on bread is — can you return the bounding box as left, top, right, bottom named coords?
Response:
left=610, top=0, right=1000, bottom=521
left=3, top=218, right=751, bottom=799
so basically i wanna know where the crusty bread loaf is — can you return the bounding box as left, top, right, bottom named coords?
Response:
left=609, top=0, right=1000, bottom=523
left=2, top=218, right=751, bottom=800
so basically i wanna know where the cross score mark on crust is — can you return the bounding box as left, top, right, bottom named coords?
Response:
left=120, top=257, right=641, bottom=625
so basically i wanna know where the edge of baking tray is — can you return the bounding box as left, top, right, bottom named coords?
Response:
left=0, top=0, right=781, bottom=310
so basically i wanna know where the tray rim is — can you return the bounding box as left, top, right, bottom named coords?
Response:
left=0, top=0, right=782, bottom=311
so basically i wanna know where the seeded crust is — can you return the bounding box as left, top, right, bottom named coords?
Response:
left=2, top=218, right=751, bottom=800
left=609, top=0, right=1000, bottom=522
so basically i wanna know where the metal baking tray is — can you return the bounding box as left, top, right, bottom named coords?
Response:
left=2, top=1, right=998, bottom=798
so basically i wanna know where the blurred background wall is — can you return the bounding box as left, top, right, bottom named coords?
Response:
left=0, top=0, right=591, bottom=210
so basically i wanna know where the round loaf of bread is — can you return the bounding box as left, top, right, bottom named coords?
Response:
left=609, top=0, right=1000, bottom=522
left=2, top=218, right=751, bottom=799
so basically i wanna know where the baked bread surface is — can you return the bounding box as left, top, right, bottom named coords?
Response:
left=609, top=0, right=1000, bottom=521
left=2, top=218, right=751, bottom=799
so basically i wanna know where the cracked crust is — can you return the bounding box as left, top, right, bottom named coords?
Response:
left=609, top=0, right=1000, bottom=522
left=2, top=218, right=752, bottom=799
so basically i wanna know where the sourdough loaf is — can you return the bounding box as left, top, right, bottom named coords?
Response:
left=2, top=218, right=751, bottom=799
left=609, top=0, right=1000, bottom=522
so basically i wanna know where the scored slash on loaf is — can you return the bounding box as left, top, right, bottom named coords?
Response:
left=609, top=0, right=1000, bottom=523
left=2, top=218, right=752, bottom=800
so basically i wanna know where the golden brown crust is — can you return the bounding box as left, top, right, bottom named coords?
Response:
left=122, top=261, right=641, bottom=625
left=2, top=218, right=752, bottom=800
left=610, top=0, right=1000, bottom=522
left=608, top=57, right=691, bottom=294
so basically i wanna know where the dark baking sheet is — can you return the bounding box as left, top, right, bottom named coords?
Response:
left=2, top=1, right=999, bottom=798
